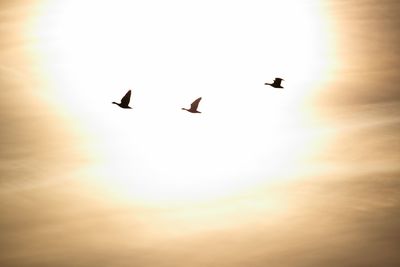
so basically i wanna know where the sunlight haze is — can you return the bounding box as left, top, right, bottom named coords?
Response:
left=30, top=0, right=330, bottom=202
left=1, top=0, right=399, bottom=266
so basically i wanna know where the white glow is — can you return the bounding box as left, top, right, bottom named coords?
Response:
left=33, top=0, right=330, bottom=202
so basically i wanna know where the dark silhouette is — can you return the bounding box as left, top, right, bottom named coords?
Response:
left=112, top=90, right=132, bottom=109
left=265, top=78, right=284, bottom=88
left=182, top=97, right=202, bottom=113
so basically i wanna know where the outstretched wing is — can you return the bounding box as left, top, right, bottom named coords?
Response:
left=190, top=97, right=202, bottom=110
left=120, top=90, right=131, bottom=106
left=273, top=78, right=283, bottom=85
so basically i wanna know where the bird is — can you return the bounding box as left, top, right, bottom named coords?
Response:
left=265, top=78, right=284, bottom=88
left=112, top=90, right=132, bottom=109
left=182, top=97, right=202, bottom=113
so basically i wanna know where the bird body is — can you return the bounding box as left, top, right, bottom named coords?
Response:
left=182, top=97, right=202, bottom=113
left=112, top=90, right=132, bottom=109
left=265, top=78, right=284, bottom=88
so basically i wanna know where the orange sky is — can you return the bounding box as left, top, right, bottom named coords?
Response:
left=1, top=1, right=400, bottom=266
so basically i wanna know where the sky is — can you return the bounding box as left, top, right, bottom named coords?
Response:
left=1, top=0, right=400, bottom=266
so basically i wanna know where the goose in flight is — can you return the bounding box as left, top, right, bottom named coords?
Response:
left=265, top=78, right=284, bottom=89
left=182, top=97, right=202, bottom=113
left=112, top=90, right=132, bottom=109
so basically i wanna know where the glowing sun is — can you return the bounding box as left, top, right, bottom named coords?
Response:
left=32, top=0, right=330, bottom=203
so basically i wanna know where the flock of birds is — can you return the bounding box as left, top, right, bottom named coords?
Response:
left=112, top=77, right=285, bottom=113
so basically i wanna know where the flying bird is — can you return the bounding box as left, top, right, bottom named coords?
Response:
left=112, top=90, right=132, bottom=109
left=182, top=97, right=202, bottom=113
left=265, top=78, right=284, bottom=88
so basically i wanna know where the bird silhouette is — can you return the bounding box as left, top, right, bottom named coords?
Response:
left=265, top=78, right=284, bottom=88
left=182, top=97, right=202, bottom=113
left=112, top=90, right=132, bottom=109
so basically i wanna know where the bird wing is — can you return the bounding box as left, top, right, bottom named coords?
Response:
left=120, top=90, right=131, bottom=106
left=274, top=78, right=283, bottom=83
left=190, top=97, right=202, bottom=110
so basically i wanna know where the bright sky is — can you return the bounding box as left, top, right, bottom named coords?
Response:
left=1, top=0, right=399, bottom=266
left=26, top=0, right=332, bottom=202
